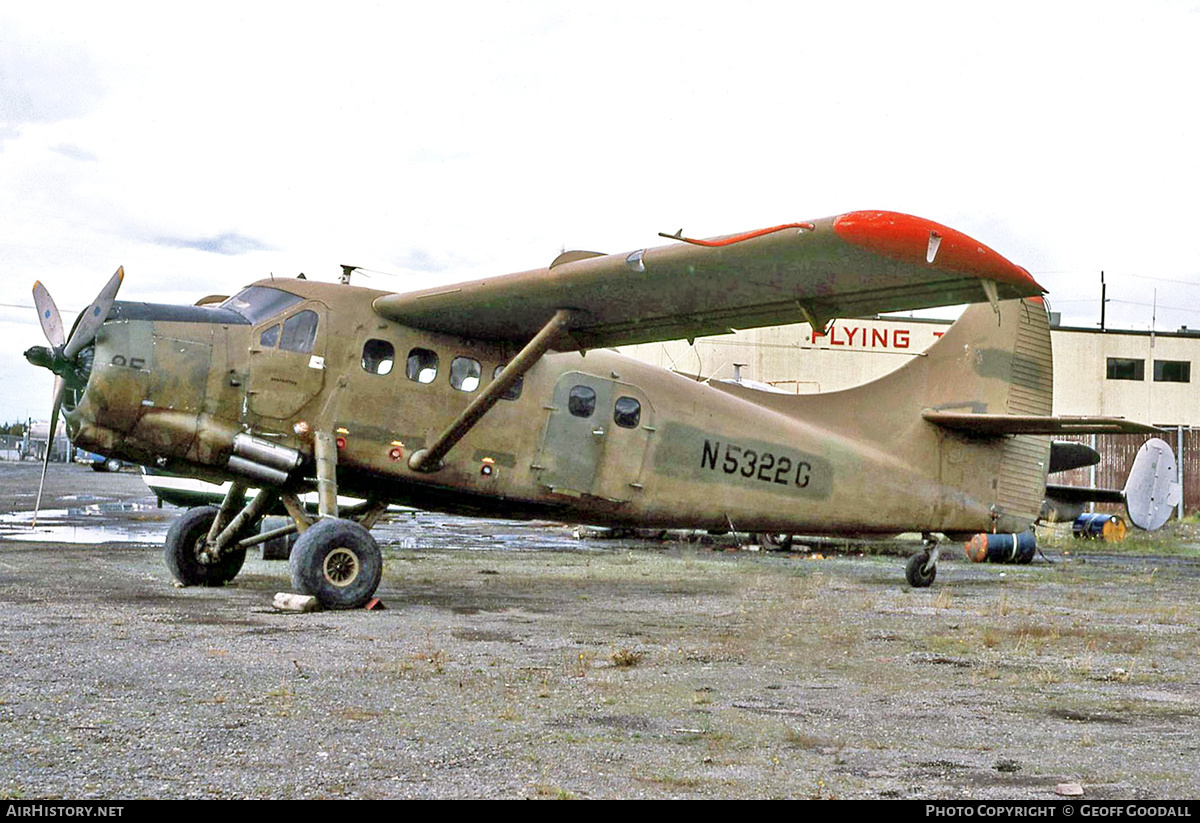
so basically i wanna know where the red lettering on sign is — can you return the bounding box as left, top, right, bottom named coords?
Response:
left=894, top=330, right=910, bottom=349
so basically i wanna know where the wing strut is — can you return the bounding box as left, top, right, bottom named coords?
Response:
left=408, top=309, right=576, bottom=473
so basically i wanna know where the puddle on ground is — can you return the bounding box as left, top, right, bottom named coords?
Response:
left=0, top=502, right=169, bottom=545
left=0, top=503, right=645, bottom=555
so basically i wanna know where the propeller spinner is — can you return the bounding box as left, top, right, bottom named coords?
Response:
left=25, top=267, right=124, bottom=526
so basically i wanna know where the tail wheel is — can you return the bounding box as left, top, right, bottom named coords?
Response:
left=164, top=506, right=248, bottom=587
left=905, top=551, right=937, bottom=588
left=289, top=519, right=382, bottom=610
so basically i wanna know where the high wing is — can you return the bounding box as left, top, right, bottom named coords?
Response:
left=372, top=210, right=1044, bottom=350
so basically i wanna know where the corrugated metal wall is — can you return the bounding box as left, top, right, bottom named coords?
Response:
left=1053, top=429, right=1195, bottom=516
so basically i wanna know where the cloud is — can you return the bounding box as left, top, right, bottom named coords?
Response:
left=50, top=142, right=97, bottom=162
left=0, top=25, right=103, bottom=144
left=152, top=232, right=272, bottom=256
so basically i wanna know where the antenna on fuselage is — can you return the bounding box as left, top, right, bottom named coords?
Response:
left=339, top=265, right=360, bottom=285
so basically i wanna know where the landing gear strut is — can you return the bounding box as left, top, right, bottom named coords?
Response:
left=163, top=420, right=391, bottom=608
left=905, top=533, right=940, bottom=588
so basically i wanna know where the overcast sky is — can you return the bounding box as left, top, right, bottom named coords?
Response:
left=3, top=1, right=1199, bottom=423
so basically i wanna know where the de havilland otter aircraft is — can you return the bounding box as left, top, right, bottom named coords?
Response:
left=25, top=210, right=1158, bottom=608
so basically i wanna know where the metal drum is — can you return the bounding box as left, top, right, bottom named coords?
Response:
left=1071, top=512, right=1127, bottom=542
left=964, top=531, right=1037, bottom=564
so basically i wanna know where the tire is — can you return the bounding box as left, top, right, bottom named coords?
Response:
left=289, top=519, right=382, bottom=610
left=260, top=516, right=298, bottom=561
left=905, top=551, right=937, bottom=588
left=164, top=506, right=249, bottom=587
left=104, top=458, right=122, bottom=472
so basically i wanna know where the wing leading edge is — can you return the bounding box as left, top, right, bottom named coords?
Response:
left=372, top=211, right=1044, bottom=350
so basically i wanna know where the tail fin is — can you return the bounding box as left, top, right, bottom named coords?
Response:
left=712, top=297, right=1054, bottom=532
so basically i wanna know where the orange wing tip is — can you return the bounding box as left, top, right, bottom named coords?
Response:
left=832, top=210, right=1044, bottom=293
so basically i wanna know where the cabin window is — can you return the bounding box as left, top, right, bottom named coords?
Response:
left=1106, top=358, right=1144, bottom=381
left=1154, top=360, right=1190, bottom=383
left=450, top=357, right=482, bottom=392
left=362, top=339, right=395, bottom=375
left=613, top=396, right=641, bottom=429
left=279, top=310, right=319, bottom=354
left=406, top=348, right=439, bottom=384
left=493, top=365, right=523, bottom=401
left=260, top=324, right=280, bottom=348
left=568, top=385, right=596, bottom=417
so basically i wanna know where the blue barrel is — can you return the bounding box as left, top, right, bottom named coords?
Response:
left=964, top=532, right=1036, bottom=564
left=1072, top=512, right=1127, bottom=542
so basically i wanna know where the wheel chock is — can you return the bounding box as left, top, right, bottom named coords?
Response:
left=273, top=592, right=322, bottom=612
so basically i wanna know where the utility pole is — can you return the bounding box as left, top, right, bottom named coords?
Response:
left=1100, top=271, right=1106, bottom=331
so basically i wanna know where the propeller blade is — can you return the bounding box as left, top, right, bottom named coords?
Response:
left=63, top=266, right=123, bottom=360
left=32, top=281, right=65, bottom=348
left=32, top=376, right=65, bottom=529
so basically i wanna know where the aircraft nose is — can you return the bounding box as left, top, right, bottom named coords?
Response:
left=24, top=345, right=55, bottom=370
left=832, top=210, right=1045, bottom=296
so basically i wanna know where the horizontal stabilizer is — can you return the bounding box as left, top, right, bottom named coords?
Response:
left=1049, top=440, right=1100, bottom=474
left=923, top=412, right=1161, bottom=435
left=1044, top=484, right=1126, bottom=505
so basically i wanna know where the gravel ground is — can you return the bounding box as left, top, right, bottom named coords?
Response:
left=0, top=461, right=1198, bottom=799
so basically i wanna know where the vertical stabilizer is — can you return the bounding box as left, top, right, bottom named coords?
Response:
left=715, top=297, right=1054, bottom=534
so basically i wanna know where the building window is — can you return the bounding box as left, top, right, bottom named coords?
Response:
left=1154, top=360, right=1191, bottom=383
left=406, top=348, right=438, bottom=384
left=450, top=356, right=481, bottom=392
left=361, top=339, right=395, bottom=375
left=1106, top=358, right=1144, bottom=381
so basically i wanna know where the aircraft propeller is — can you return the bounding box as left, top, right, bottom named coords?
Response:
left=24, top=267, right=124, bottom=526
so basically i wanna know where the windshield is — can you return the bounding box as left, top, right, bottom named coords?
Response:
left=220, top=286, right=304, bottom=323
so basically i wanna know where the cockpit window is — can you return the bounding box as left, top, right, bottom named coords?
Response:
left=279, top=310, right=318, bottom=353
left=220, top=286, right=304, bottom=323
left=260, top=324, right=280, bottom=348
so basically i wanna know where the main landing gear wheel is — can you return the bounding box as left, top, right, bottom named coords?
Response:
left=905, top=551, right=937, bottom=588
left=289, top=518, right=382, bottom=610
left=164, top=506, right=248, bottom=587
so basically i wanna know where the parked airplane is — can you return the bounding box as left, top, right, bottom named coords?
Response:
left=25, top=210, right=1157, bottom=606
